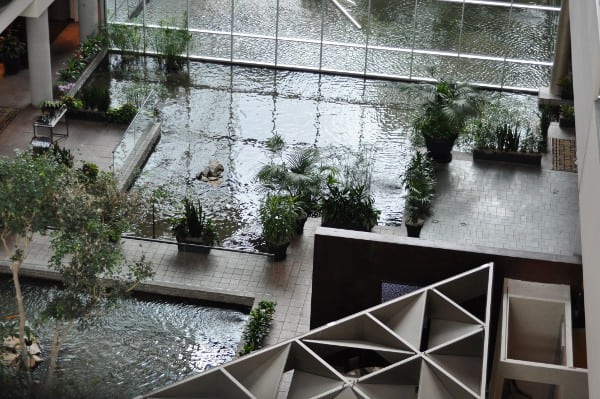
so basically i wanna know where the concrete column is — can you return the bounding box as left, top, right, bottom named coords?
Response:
left=79, top=0, right=99, bottom=42
left=550, top=0, right=571, bottom=96
left=26, top=10, right=53, bottom=105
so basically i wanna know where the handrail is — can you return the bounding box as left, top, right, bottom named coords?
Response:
left=111, top=89, right=159, bottom=174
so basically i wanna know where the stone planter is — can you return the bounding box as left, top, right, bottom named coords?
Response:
left=472, top=148, right=542, bottom=166
left=176, top=236, right=212, bottom=254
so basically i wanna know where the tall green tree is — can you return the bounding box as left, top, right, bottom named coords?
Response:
left=0, top=151, right=154, bottom=394
left=0, top=152, right=68, bottom=382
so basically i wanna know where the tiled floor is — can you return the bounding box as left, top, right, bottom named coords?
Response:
left=0, top=22, right=581, bottom=355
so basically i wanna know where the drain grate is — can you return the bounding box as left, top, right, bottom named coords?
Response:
left=552, top=138, right=577, bottom=173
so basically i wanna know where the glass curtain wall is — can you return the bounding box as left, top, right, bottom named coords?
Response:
left=105, top=0, right=561, bottom=91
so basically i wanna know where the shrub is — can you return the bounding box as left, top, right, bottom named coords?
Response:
left=171, top=198, right=218, bottom=246
left=402, top=152, right=436, bottom=225
left=239, top=300, right=277, bottom=355
left=259, top=194, right=300, bottom=248
left=320, top=183, right=380, bottom=232
left=106, top=103, right=138, bottom=124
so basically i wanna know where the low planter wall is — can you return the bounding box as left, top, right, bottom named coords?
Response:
left=473, top=148, right=542, bottom=166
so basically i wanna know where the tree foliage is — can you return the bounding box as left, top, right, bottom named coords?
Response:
left=0, top=150, right=154, bottom=393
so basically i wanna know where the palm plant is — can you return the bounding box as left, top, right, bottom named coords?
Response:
left=256, top=133, right=331, bottom=218
left=410, top=72, right=485, bottom=162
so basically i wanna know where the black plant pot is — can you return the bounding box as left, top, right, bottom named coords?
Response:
left=424, top=135, right=457, bottom=163
left=405, top=222, right=423, bottom=238
left=269, top=242, right=290, bottom=262
left=296, top=215, right=308, bottom=235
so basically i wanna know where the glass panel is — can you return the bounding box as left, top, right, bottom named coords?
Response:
left=322, top=0, right=369, bottom=45
left=506, top=7, right=559, bottom=62
left=413, top=0, right=462, bottom=52
left=369, top=0, right=416, bottom=49
left=321, top=44, right=366, bottom=74
left=461, top=4, right=510, bottom=57
left=233, top=0, right=276, bottom=36
left=106, top=0, right=141, bottom=22
left=276, top=40, right=321, bottom=69
left=366, top=49, right=412, bottom=78
left=233, top=37, right=276, bottom=64
left=275, top=97, right=319, bottom=144
left=453, top=58, right=506, bottom=87
left=233, top=92, right=277, bottom=141
left=410, top=53, right=458, bottom=80
left=277, top=0, right=323, bottom=41
left=190, top=31, right=231, bottom=60
left=133, top=0, right=182, bottom=25
left=188, top=0, right=232, bottom=32
left=503, top=62, right=552, bottom=90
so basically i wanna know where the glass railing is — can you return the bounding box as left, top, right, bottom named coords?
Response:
left=111, top=89, right=159, bottom=179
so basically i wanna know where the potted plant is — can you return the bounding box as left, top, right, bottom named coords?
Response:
left=259, top=194, right=300, bottom=261
left=402, top=152, right=436, bottom=238
left=0, top=34, right=26, bottom=75
left=171, top=198, right=218, bottom=253
left=559, top=105, right=575, bottom=129
left=38, top=100, right=65, bottom=123
left=320, top=183, right=380, bottom=232
left=411, top=75, right=484, bottom=163
left=256, top=134, right=332, bottom=234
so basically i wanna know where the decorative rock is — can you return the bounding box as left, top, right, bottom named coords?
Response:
left=2, top=352, right=17, bottom=366
left=196, top=160, right=224, bottom=183
left=28, top=343, right=41, bottom=355
left=1, top=336, right=43, bottom=370
left=3, top=336, right=19, bottom=349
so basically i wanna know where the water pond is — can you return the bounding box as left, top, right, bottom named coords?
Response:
left=0, top=276, right=248, bottom=398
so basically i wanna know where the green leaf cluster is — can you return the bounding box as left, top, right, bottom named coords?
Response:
left=256, top=134, right=330, bottom=217
left=171, top=198, right=218, bottom=246
left=410, top=75, right=484, bottom=141
left=259, top=194, right=301, bottom=248
left=239, top=300, right=276, bottom=355
left=402, top=152, right=436, bottom=224
left=106, top=102, right=138, bottom=124
left=320, top=183, right=380, bottom=232
left=150, top=13, right=192, bottom=72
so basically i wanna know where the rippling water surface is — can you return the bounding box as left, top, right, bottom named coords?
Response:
left=90, top=56, right=539, bottom=250
left=107, top=0, right=560, bottom=89
left=0, top=277, right=248, bottom=398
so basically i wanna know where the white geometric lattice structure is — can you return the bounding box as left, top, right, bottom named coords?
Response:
left=140, top=263, right=493, bottom=399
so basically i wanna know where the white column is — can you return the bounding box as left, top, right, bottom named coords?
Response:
left=26, top=10, right=53, bottom=106
left=79, top=0, right=99, bottom=42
